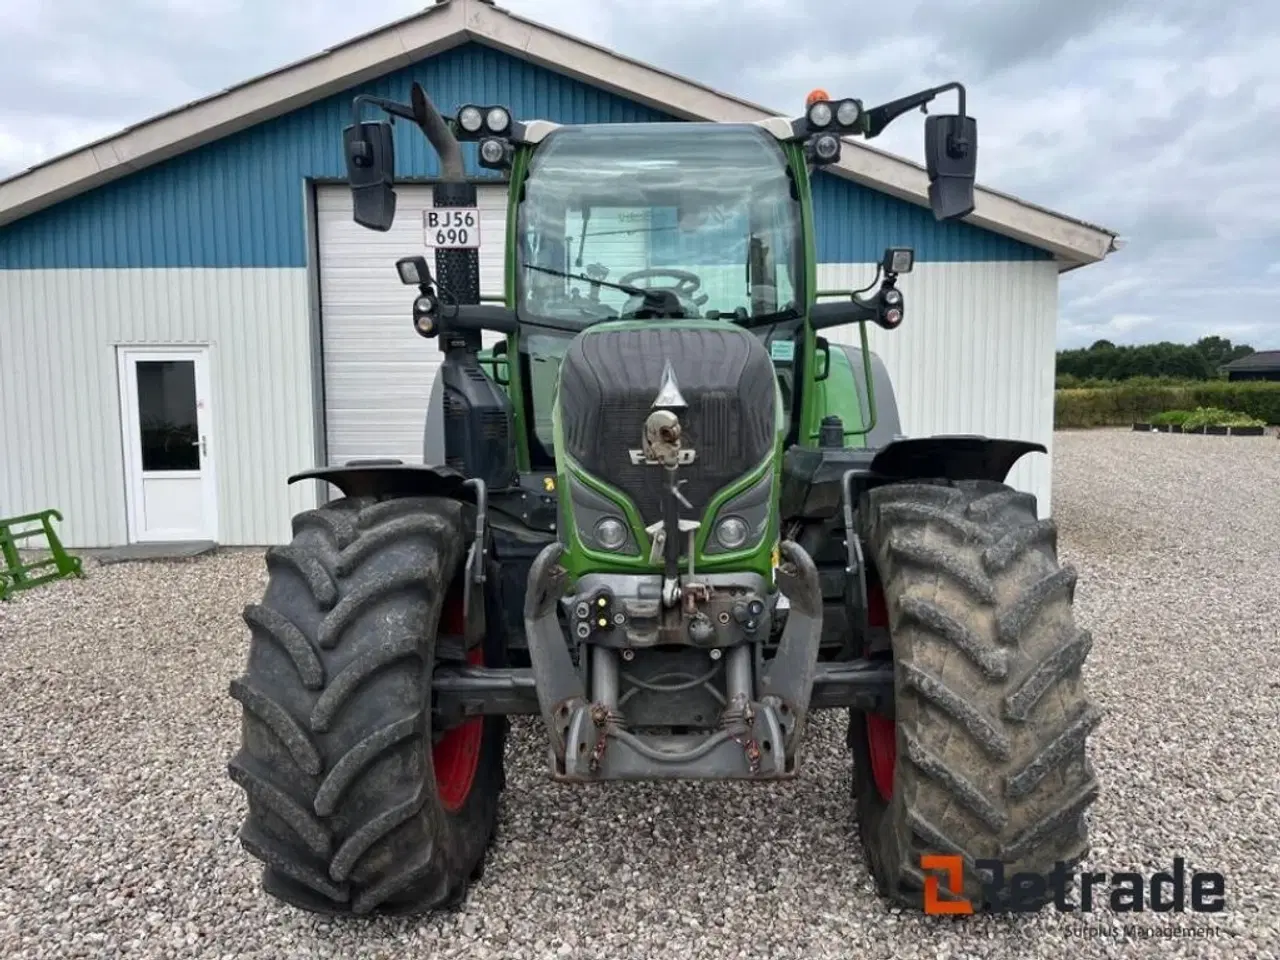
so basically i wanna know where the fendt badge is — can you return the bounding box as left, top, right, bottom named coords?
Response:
left=629, top=360, right=697, bottom=467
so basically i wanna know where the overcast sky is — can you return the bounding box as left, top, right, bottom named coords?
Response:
left=3, top=0, right=1278, bottom=348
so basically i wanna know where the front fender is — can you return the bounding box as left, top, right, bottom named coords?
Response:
left=288, top=460, right=476, bottom=501
left=868, top=436, right=1046, bottom=484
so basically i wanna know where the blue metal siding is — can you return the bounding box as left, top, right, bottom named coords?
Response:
left=0, top=44, right=675, bottom=270
left=0, top=42, right=1047, bottom=269
left=811, top=172, right=1050, bottom=262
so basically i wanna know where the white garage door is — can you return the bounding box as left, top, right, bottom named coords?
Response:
left=316, top=183, right=509, bottom=466
left=317, top=184, right=657, bottom=466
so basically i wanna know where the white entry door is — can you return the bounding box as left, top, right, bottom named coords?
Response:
left=118, top=347, right=218, bottom=542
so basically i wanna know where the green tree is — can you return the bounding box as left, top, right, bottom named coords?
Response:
left=1055, top=336, right=1255, bottom=381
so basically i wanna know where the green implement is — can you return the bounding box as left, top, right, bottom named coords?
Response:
left=0, top=509, right=83, bottom=600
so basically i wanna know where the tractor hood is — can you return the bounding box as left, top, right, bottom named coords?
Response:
left=557, top=322, right=778, bottom=525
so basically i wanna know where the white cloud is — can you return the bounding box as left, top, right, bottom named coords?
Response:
left=1107, top=314, right=1155, bottom=334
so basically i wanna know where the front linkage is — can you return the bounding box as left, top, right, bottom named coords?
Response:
left=524, top=357, right=831, bottom=781
left=523, top=536, right=824, bottom=780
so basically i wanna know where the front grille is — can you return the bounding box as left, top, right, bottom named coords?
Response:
left=558, top=326, right=776, bottom=523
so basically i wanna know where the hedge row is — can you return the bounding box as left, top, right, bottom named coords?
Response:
left=1055, top=374, right=1222, bottom=390
left=1055, top=381, right=1280, bottom=429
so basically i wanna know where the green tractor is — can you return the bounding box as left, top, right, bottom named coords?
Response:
left=228, top=81, right=1100, bottom=917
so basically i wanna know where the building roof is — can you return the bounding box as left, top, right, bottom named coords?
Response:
left=1221, top=350, right=1280, bottom=372
left=0, top=0, right=1119, bottom=270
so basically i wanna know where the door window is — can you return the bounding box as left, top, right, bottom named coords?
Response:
left=135, top=360, right=200, bottom=471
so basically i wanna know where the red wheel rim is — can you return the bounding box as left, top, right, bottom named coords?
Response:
left=865, top=583, right=896, bottom=802
left=433, top=597, right=484, bottom=813
left=866, top=713, right=897, bottom=802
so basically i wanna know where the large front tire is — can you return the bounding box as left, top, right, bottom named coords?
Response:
left=850, top=480, right=1101, bottom=911
left=228, top=495, right=506, bottom=916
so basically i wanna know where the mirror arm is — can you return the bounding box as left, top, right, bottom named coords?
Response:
left=351, top=94, right=415, bottom=127
left=810, top=294, right=881, bottom=331
left=349, top=86, right=465, bottom=182
left=444, top=304, right=519, bottom=337
left=864, top=82, right=966, bottom=140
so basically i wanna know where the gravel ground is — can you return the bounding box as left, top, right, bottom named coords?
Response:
left=2, top=428, right=1277, bottom=960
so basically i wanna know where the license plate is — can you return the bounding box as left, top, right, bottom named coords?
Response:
left=424, top=208, right=481, bottom=249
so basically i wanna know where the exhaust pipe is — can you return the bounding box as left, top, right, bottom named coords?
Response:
left=411, top=83, right=465, bottom=183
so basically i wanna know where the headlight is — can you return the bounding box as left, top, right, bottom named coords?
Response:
left=485, top=107, right=511, bottom=133
left=458, top=106, right=484, bottom=134
left=807, top=100, right=833, bottom=128
left=812, top=133, right=840, bottom=163
left=594, top=517, right=629, bottom=551
left=479, top=138, right=507, bottom=165
left=836, top=98, right=861, bottom=127
left=715, top=516, right=750, bottom=551
left=569, top=475, right=639, bottom=555
left=883, top=288, right=902, bottom=307
left=705, top=468, right=773, bottom=556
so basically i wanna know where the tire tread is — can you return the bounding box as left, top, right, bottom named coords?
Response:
left=228, top=495, right=504, bottom=916
left=852, top=479, right=1101, bottom=911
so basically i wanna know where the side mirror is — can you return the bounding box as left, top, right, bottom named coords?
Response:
left=924, top=114, right=977, bottom=221
left=343, top=120, right=397, bottom=231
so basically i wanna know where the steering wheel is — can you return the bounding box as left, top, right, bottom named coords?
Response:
left=618, top=268, right=704, bottom=300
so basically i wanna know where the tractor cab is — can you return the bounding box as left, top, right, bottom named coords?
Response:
left=507, top=121, right=805, bottom=468
left=514, top=121, right=803, bottom=326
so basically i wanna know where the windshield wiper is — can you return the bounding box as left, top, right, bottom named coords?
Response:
left=524, top=263, right=647, bottom=299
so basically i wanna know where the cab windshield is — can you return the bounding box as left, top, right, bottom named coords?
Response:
left=515, top=123, right=804, bottom=329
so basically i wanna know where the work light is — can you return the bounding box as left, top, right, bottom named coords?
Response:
left=836, top=98, right=861, bottom=127
left=807, top=100, right=833, bottom=128
left=478, top=137, right=513, bottom=170
left=396, top=255, right=432, bottom=286
left=881, top=247, right=915, bottom=275
left=457, top=106, right=484, bottom=134
left=811, top=133, right=841, bottom=163
left=485, top=107, right=511, bottom=134
left=479, top=138, right=506, bottom=164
